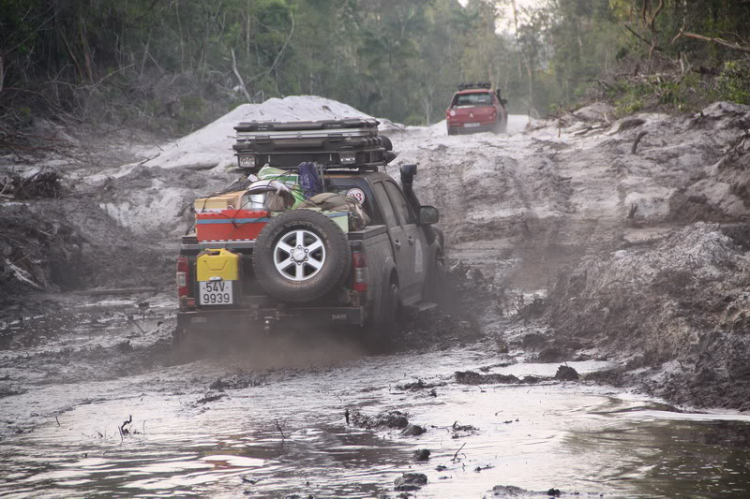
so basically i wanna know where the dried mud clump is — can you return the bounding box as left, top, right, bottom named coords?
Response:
left=455, top=370, right=520, bottom=385
left=350, top=410, right=409, bottom=430
left=554, top=365, right=579, bottom=381
left=0, top=204, right=86, bottom=304
left=209, top=373, right=266, bottom=391
left=546, top=223, right=750, bottom=409
left=394, top=473, right=427, bottom=491
left=0, top=170, right=65, bottom=200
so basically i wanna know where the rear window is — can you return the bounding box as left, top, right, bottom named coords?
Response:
left=453, top=92, right=493, bottom=107
left=329, top=180, right=376, bottom=221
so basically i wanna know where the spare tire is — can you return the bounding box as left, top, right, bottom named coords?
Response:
left=253, top=209, right=351, bottom=303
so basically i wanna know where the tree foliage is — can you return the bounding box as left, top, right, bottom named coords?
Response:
left=0, top=0, right=748, bottom=131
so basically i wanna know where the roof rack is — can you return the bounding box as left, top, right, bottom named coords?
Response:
left=457, top=82, right=492, bottom=90
left=232, top=118, right=394, bottom=173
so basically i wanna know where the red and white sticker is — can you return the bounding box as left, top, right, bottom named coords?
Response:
left=346, top=188, right=366, bottom=205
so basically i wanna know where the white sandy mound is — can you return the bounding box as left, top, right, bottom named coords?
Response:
left=142, top=96, right=396, bottom=171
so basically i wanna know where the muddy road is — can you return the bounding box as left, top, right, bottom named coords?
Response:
left=2, top=298, right=750, bottom=499
left=3, top=97, right=750, bottom=497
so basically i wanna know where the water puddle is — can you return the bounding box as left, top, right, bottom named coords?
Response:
left=1, top=346, right=749, bottom=498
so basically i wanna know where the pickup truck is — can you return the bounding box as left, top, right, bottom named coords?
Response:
left=175, top=163, right=445, bottom=349
left=446, top=82, right=508, bottom=135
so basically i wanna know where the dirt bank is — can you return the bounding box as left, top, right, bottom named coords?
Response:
left=395, top=101, right=750, bottom=409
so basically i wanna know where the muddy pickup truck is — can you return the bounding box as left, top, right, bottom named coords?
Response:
left=175, top=120, right=445, bottom=348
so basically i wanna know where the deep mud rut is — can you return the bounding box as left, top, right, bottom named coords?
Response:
left=3, top=101, right=750, bottom=497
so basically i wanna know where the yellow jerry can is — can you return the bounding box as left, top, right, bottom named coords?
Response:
left=196, top=248, right=240, bottom=282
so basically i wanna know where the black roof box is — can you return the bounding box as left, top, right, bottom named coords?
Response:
left=235, top=118, right=379, bottom=133
left=233, top=118, right=391, bottom=172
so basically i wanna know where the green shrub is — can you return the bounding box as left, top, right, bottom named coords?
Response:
left=614, top=82, right=650, bottom=116
left=717, top=61, right=750, bottom=105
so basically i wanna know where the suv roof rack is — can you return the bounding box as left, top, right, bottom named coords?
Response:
left=232, top=119, right=394, bottom=173
left=457, top=82, right=492, bottom=90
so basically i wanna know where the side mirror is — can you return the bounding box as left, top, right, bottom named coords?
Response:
left=419, top=205, right=439, bottom=225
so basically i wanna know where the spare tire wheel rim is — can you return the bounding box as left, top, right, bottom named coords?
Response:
left=273, top=229, right=326, bottom=281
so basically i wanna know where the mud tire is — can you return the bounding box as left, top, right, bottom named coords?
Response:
left=426, top=257, right=450, bottom=310
left=253, top=209, right=351, bottom=303
left=447, top=127, right=457, bottom=136
left=494, top=119, right=507, bottom=135
left=364, top=280, right=399, bottom=353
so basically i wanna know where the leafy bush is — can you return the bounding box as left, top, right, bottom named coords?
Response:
left=717, top=61, right=750, bottom=105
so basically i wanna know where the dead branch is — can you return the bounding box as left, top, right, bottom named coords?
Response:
left=119, top=415, right=132, bottom=441
left=230, top=48, right=252, bottom=102
left=631, top=131, right=648, bottom=154
left=623, top=25, right=661, bottom=52
left=124, top=313, right=146, bottom=334
left=574, top=125, right=607, bottom=136
left=638, top=0, right=665, bottom=62
left=452, top=442, right=466, bottom=462
left=274, top=419, right=286, bottom=440
left=628, top=203, right=638, bottom=219
left=60, top=30, right=85, bottom=82
left=672, top=30, right=750, bottom=54
left=0, top=169, right=64, bottom=199
left=138, top=153, right=161, bottom=166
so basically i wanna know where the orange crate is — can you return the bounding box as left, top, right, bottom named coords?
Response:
left=196, top=209, right=270, bottom=242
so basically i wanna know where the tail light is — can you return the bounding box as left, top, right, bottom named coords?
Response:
left=177, top=256, right=189, bottom=298
left=352, top=251, right=368, bottom=292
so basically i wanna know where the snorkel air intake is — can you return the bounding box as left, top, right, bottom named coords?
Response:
left=400, top=164, right=419, bottom=209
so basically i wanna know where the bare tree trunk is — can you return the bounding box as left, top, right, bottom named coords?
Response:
left=176, top=0, right=185, bottom=72
left=231, top=49, right=252, bottom=102
left=510, top=0, right=533, bottom=111
left=140, top=30, right=152, bottom=76
left=640, top=0, right=664, bottom=67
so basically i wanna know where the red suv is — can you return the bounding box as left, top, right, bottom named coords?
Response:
left=446, top=83, right=508, bottom=135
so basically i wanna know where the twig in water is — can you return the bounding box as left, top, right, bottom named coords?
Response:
left=119, top=415, right=133, bottom=442
left=452, top=442, right=466, bottom=462
left=124, top=313, right=146, bottom=334
left=274, top=419, right=286, bottom=440
left=628, top=203, right=639, bottom=219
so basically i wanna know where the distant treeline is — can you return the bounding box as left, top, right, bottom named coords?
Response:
left=1, top=0, right=748, bottom=131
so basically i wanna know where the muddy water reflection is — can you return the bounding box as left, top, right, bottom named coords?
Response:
left=1, top=347, right=750, bottom=498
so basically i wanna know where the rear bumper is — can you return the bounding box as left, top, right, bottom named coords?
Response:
left=447, top=122, right=496, bottom=134
left=177, top=305, right=365, bottom=333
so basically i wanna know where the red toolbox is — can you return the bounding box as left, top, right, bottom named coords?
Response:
left=195, top=209, right=270, bottom=243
